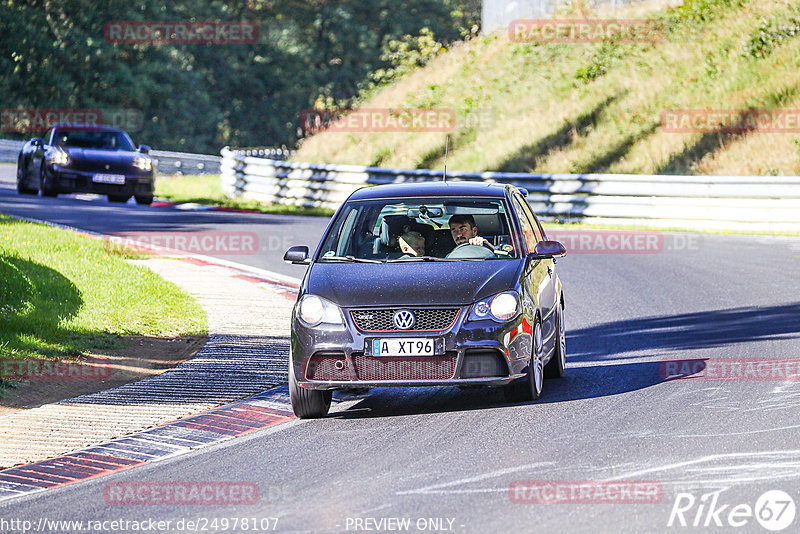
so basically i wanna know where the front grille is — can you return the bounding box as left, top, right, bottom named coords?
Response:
left=352, top=353, right=457, bottom=381
left=306, top=352, right=349, bottom=381
left=70, top=160, right=134, bottom=174
left=350, top=308, right=459, bottom=332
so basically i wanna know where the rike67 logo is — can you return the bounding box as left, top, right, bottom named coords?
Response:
left=668, top=490, right=796, bottom=531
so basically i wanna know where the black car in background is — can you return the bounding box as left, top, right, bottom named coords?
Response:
left=284, top=181, right=567, bottom=418
left=16, top=123, right=155, bottom=205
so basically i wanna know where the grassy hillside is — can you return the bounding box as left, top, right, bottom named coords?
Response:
left=293, top=0, right=800, bottom=176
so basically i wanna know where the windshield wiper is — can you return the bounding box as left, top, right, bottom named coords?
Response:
left=319, top=255, right=382, bottom=263
left=387, top=256, right=455, bottom=262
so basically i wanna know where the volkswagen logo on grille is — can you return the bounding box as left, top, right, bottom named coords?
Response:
left=393, top=310, right=416, bottom=330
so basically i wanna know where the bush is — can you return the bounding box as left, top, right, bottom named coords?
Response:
left=741, top=17, right=800, bottom=59
left=371, top=28, right=446, bottom=88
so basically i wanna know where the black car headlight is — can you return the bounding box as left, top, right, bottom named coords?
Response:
left=468, top=292, right=520, bottom=323
left=297, top=294, right=344, bottom=328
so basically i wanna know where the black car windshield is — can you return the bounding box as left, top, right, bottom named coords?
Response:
left=53, top=130, right=135, bottom=151
left=317, top=197, right=520, bottom=262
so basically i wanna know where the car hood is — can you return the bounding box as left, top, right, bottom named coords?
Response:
left=306, top=259, right=524, bottom=307
left=63, top=147, right=138, bottom=164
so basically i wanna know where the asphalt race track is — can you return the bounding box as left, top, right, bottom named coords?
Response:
left=2, top=162, right=800, bottom=532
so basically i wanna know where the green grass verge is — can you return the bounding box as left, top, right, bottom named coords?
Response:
left=155, top=174, right=334, bottom=217
left=0, top=213, right=207, bottom=362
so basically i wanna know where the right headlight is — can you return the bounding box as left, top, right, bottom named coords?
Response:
left=133, top=156, right=152, bottom=171
left=297, top=294, right=344, bottom=327
left=468, top=291, right=520, bottom=323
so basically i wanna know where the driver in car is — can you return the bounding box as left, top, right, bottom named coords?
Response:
left=448, top=214, right=514, bottom=257
left=448, top=214, right=487, bottom=247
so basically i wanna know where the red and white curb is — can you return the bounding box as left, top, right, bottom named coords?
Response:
left=0, top=215, right=305, bottom=501
left=0, top=387, right=294, bottom=501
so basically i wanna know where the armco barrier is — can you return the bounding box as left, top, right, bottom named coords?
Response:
left=220, top=147, right=800, bottom=232
left=0, top=138, right=222, bottom=174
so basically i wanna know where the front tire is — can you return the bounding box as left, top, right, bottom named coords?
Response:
left=135, top=195, right=153, bottom=205
left=545, top=304, right=566, bottom=379
left=40, top=166, right=58, bottom=197
left=16, top=158, right=37, bottom=195
left=503, top=319, right=544, bottom=403
left=289, top=360, right=331, bottom=418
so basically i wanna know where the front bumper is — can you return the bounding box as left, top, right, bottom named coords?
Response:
left=291, top=305, right=534, bottom=391
left=49, top=165, right=154, bottom=196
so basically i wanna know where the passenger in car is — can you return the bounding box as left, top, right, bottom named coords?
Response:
left=398, top=230, right=426, bottom=257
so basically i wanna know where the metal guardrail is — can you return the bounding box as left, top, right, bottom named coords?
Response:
left=0, top=139, right=23, bottom=162
left=0, top=138, right=222, bottom=175
left=150, top=150, right=221, bottom=175
left=220, top=147, right=800, bottom=232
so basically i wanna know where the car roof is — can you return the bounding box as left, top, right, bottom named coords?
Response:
left=348, top=181, right=513, bottom=201
left=52, top=123, right=124, bottom=133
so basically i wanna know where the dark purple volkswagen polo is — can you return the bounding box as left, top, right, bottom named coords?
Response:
left=284, top=181, right=566, bottom=418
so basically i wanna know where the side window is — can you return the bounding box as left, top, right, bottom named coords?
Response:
left=511, top=196, right=538, bottom=252
left=529, top=209, right=547, bottom=241
left=514, top=193, right=544, bottom=242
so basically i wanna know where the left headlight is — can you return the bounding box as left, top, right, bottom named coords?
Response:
left=297, top=294, right=344, bottom=328
left=468, top=291, right=520, bottom=323
left=133, top=156, right=153, bottom=171
left=47, top=150, right=70, bottom=166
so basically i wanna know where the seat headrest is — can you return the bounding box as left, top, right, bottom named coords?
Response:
left=379, top=215, right=432, bottom=247
left=472, top=214, right=503, bottom=236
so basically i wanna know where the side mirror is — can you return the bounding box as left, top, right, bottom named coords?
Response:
left=531, top=240, right=566, bottom=259
left=284, top=246, right=310, bottom=264
left=138, top=144, right=151, bottom=154
left=31, top=138, right=44, bottom=147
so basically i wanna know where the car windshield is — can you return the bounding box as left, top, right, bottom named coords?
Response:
left=53, top=130, right=134, bottom=151
left=317, top=197, right=520, bottom=262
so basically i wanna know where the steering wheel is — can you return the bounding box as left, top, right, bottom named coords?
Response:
left=447, top=240, right=497, bottom=259
left=453, top=239, right=496, bottom=252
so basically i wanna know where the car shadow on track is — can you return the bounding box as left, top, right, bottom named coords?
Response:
left=568, top=302, right=800, bottom=362
left=331, top=302, right=800, bottom=418
left=329, top=357, right=678, bottom=419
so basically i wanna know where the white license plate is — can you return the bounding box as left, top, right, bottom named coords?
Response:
left=92, top=174, right=126, bottom=185
left=371, top=338, right=434, bottom=357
